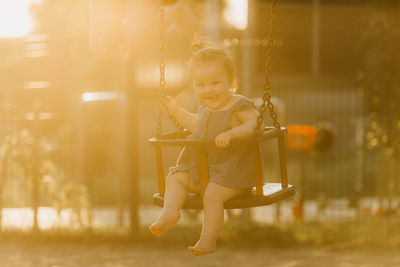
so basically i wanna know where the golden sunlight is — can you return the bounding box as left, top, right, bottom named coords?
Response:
left=0, top=0, right=42, bottom=38
left=223, top=0, right=248, bottom=30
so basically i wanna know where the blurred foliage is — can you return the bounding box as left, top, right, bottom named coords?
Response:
left=0, top=129, right=67, bottom=184
left=48, top=180, right=91, bottom=229
left=0, top=129, right=90, bottom=228
left=359, top=0, right=400, bottom=158
left=1, top=129, right=38, bottom=179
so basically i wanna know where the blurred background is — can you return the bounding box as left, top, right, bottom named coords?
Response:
left=0, top=0, right=399, bottom=241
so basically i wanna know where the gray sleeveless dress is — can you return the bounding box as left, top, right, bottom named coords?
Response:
left=169, top=97, right=257, bottom=189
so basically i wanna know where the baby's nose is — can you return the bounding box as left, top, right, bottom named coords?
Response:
left=203, top=85, right=214, bottom=93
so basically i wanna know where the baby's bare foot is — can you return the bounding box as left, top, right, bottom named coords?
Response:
left=188, top=239, right=216, bottom=256
left=148, top=211, right=180, bottom=237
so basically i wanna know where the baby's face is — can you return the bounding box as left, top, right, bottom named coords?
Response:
left=191, top=60, right=232, bottom=111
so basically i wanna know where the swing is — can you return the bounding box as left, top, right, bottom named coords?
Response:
left=149, top=0, right=295, bottom=210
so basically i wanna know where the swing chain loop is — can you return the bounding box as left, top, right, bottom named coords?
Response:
left=156, top=0, right=184, bottom=137
left=159, top=1, right=166, bottom=89
left=159, top=95, right=184, bottom=132
left=256, top=0, right=280, bottom=136
left=156, top=101, right=163, bottom=137
left=156, top=0, right=166, bottom=137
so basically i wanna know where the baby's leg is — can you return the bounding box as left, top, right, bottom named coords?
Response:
left=149, top=171, right=193, bottom=237
left=189, top=183, right=245, bottom=256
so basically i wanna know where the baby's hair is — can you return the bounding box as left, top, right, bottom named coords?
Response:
left=189, top=35, right=237, bottom=92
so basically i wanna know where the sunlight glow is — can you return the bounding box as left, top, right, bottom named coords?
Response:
left=223, top=0, right=248, bottom=30
left=0, top=0, right=42, bottom=38
left=82, top=91, right=127, bottom=103
left=24, top=81, right=51, bottom=89
left=134, top=62, right=185, bottom=89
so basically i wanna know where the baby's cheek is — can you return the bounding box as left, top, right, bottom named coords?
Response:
left=194, top=93, right=205, bottom=105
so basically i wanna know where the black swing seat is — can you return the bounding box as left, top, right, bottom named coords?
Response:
left=153, top=183, right=295, bottom=210
left=149, top=127, right=295, bottom=210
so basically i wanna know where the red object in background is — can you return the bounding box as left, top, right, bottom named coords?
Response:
left=287, top=124, right=317, bottom=151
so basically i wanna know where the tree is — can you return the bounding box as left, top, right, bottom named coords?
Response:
left=359, top=0, right=400, bottom=158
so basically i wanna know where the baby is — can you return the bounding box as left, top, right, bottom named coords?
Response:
left=149, top=37, right=264, bottom=256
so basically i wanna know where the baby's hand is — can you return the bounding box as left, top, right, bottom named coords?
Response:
left=215, top=130, right=236, bottom=148
left=162, top=96, right=180, bottom=115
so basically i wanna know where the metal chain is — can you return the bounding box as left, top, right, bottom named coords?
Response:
left=256, top=0, right=281, bottom=136
left=222, top=38, right=283, bottom=48
left=156, top=0, right=183, bottom=137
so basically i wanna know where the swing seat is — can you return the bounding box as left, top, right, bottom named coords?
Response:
left=153, top=183, right=295, bottom=209
left=149, top=127, right=295, bottom=209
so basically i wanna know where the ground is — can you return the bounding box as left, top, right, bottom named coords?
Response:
left=0, top=242, right=399, bottom=267
left=1, top=205, right=400, bottom=266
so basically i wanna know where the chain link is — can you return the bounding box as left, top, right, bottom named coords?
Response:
left=256, top=0, right=281, bottom=136
left=222, top=38, right=283, bottom=48
left=156, top=0, right=184, bottom=137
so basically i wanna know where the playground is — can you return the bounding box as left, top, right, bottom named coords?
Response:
left=0, top=0, right=400, bottom=266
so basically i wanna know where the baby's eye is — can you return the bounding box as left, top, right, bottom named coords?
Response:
left=212, top=81, right=220, bottom=85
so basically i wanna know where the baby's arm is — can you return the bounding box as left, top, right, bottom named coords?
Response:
left=162, top=96, right=197, bottom=132
left=215, top=106, right=264, bottom=148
